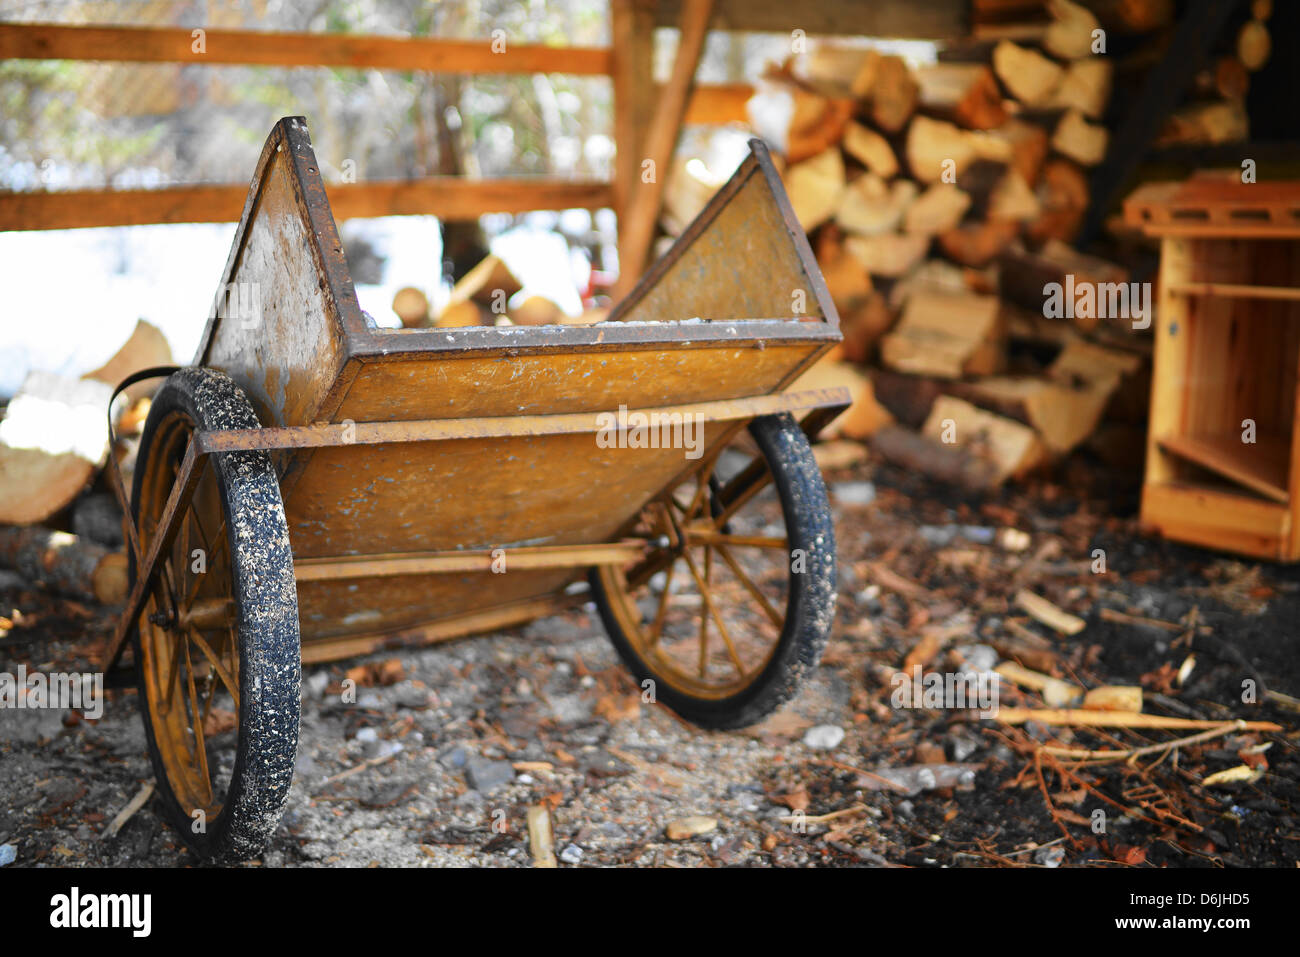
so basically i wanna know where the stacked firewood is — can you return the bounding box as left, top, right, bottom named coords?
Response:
left=765, top=0, right=1169, bottom=487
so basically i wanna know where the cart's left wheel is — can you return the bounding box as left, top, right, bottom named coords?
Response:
left=129, top=368, right=300, bottom=862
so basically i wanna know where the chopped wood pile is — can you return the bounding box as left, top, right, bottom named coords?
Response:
left=749, top=0, right=1190, bottom=487
left=0, top=320, right=168, bottom=603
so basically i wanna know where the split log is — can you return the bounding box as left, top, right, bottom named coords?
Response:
left=841, top=121, right=899, bottom=178
left=880, top=289, right=1004, bottom=379
left=867, top=424, right=1000, bottom=489
left=979, top=118, right=1050, bottom=186
left=814, top=225, right=873, bottom=314
left=1052, top=108, right=1109, bottom=166
left=1156, top=100, right=1249, bottom=147
left=989, top=169, right=1042, bottom=220
left=938, top=219, right=1021, bottom=268
left=510, top=295, right=565, bottom=326
left=436, top=299, right=491, bottom=327
left=83, top=319, right=173, bottom=402
left=787, top=358, right=894, bottom=439
left=0, top=525, right=127, bottom=604
left=838, top=292, right=895, bottom=362
left=947, top=374, right=1113, bottom=456
left=785, top=146, right=846, bottom=231
left=869, top=368, right=948, bottom=429
left=844, top=232, right=930, bottom=279
left=1237, top=18, right=1271, bottom=72
left=1025, top=157, right=1089, bottom=243
left=865, top=55, right=919, bottom=134
left=998, top=238, right=1129, bottom=332
left=0, top=372, right=112, bottom=525
left=905, top=115, right=980, bottom=184
left=1052, top=57, right=1113, bottom=119
left=836, top=174, right=917, bottom=236
left=1049, top=338, right=1148, bottom=423
left=1045, top=0, right=1101, bottom=59
left=921, top=395, right=1046, bottom=484
left=1192, top=57, right=1250, bottom=102
left=903, top=183, right=972, bottom=236
left=914, top=63, right=1008, bottom=130
left=992, top=41, right=1064, bottom=106
left=788, top=93, right=856, bottom=163
left=392, top=286, right=431, bottom=327
left=454, top=252, right=523, bottom=306
left=888, top=259, right=987, bottom=311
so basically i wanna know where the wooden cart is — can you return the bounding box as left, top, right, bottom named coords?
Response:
left=103, top=117, right=848, bottom=860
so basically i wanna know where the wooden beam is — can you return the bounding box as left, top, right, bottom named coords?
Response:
left=611, top=0, right=657, bottom=238
left=0, top=178, right=615, bottom=230
left=294, top=542, right=649, bottom=581
left=0, top=23, right=611, bottom=75
left=614, top=0, right=715, bottom=299
left=654, top=0, right=967, bottom=38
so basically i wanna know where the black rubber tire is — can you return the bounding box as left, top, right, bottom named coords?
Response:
left=129, top=367, right=301, bottom=862
left=590, top=413, right=837, bottom=730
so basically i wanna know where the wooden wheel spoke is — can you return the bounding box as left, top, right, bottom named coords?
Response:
left=647, top=558, right=676, bottom=649
left=181, top=635, right=213, bottom=806
left=187, top=627, right=241, bottom=709
left=687, top=529, right=787, bottom=549
left=715, top=542, right=783, bottom=629
left=681, top=546, right=745, bottom=679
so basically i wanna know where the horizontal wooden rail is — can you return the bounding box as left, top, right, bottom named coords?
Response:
left=294, top=541, right=649, bottom=581
left=0, top=22, right=612, bottom=75
left=0, top=178, right=615, bottom=230
left=1166, top=282, right=1300, bottom=303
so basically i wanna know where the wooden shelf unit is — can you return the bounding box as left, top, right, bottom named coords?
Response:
left=1126, top=178, right=1300, bottom=560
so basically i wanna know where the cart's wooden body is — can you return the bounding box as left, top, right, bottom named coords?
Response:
left=104, top=117, right=847, bottom=859
left=107, top=117, right=845, bottom=672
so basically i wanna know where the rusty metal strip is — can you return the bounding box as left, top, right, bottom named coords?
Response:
left=294, top=541, right=649, bottom=582
left=195, top=387, right=851, bottom=454
left=104, top=366, right=182, bottom=565
left=101, top=439, right=203, bottom=671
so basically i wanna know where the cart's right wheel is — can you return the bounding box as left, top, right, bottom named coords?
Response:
left=590, top=413, right=836, bottom=730
left=129, top=367, right=300, bottom=862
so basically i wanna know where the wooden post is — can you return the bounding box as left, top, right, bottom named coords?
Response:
left=613, top=0, right=715, bottom=299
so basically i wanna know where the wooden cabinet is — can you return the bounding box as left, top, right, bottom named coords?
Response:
left=1126, top=178, right=1300, bottom=560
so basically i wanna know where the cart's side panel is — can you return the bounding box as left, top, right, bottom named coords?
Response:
left=605, top=141, right=840, bottom=328
left=291, top=423, right=739, bottom=642
left=334, top=340, right=818, bottom=421
left=195, top=117, right=360, bottom=430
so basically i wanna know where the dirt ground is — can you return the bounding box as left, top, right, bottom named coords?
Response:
left=1, top=453, right=1297, bottom=868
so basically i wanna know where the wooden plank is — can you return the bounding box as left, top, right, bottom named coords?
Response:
left=1144, top=237, right=1192, bottom=487
left=197, top=387, right=850, bottom=453
left=1167, top=281, right=1300, bottom=302
left=1141, top=481, right=1290, bottom=561
left=0, top=178, right=614, bottom=231
left=654, top=0, right=967, bottom=37
left=0, top=23, right=611, bottom=74
left=614, top=0, right=714, bottom=297
left=1158, top=434, right=1290, bottom=503
left=294, top=542, right=648, bottom=581
left=611, top=0, right=656, bottom=227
